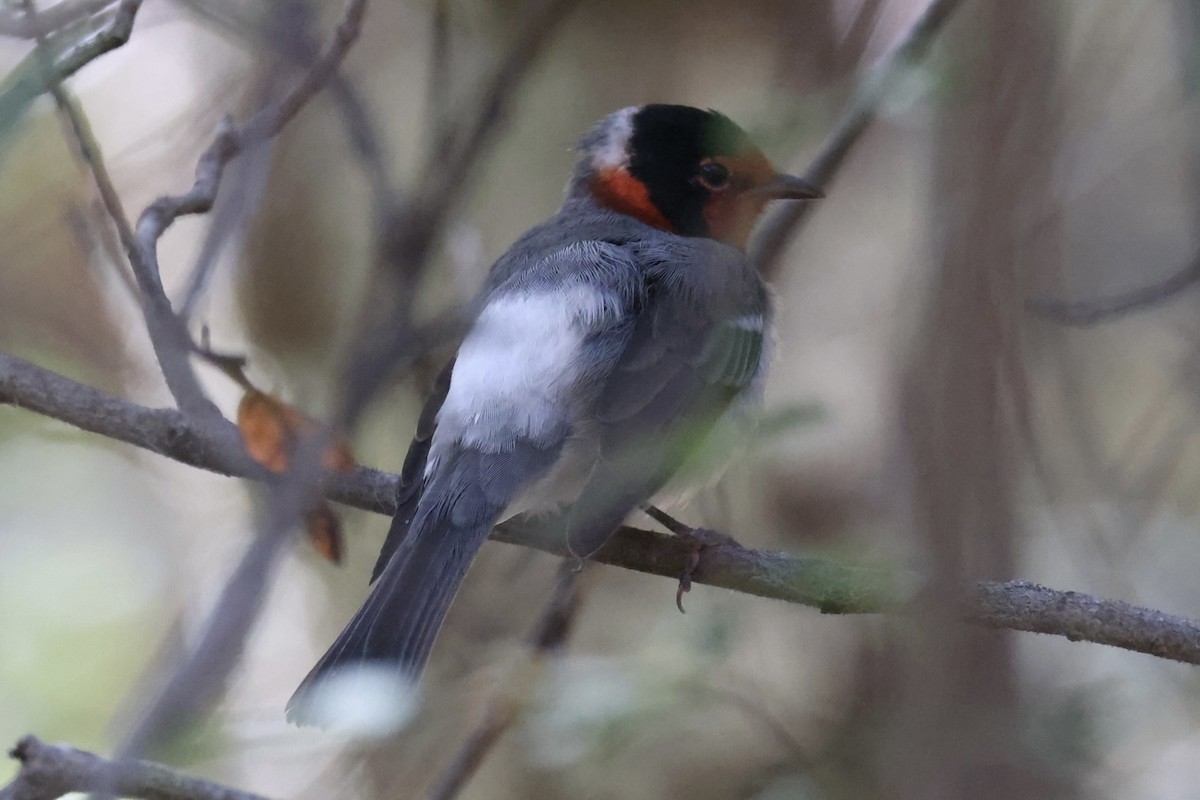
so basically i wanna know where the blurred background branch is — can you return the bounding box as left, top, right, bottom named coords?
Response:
left=0, top=0, right=114, bottom=40
left=425, top=562, right=586, bottom=800
left=0, top=0, right=140, bottom=132
left=5, top=351, right=1200, bottom=668
left=0, top=735, right=270, bottom=800
left=749, top=0, right=963, bottom=278
left=1030, top=250, right=1200, bottom=326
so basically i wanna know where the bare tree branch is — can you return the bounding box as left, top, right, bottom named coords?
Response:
left=125, top=0, right=368, bottom=419
left=0, top=0, right=137, bottom=120
left=749, top=0, right=965, bottom=277
left=9, top=0, right=370, bottom=420
left=20, top=0, right=135, bottom=249
left=6, top=351, right=1200, bottom=667
left=21, top=0, right=367, bottom=419
left=0, top=352, right=253, bottom=475
left=15, top=0, right=219, bottom=420
left=0, top=0, right=137, bottom=164
left=4, top=0, right=373, bottom=773
left=0, top=735, right=270, bottom=800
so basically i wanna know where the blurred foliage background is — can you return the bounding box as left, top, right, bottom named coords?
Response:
left=4, top=0, right=1200, bottom=798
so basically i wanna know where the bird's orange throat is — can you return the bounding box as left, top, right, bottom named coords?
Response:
left=590, top=166, right=677, bottom=233
left=701, top=192, right=767, bottom=252
left=700, top=151, right=776, bottom=251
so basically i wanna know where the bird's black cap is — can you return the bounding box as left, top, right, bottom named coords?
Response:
left=626, top=105, right=753, bottom=237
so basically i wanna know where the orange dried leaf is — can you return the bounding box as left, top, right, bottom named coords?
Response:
left=237, top=390, right=291, bottom=472
left=307, top=503, right=343, bottom=564
left=236, top=389, right=358, bottom=474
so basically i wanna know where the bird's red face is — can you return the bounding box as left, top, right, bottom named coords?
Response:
left=587, top=105, right=820, bottom=251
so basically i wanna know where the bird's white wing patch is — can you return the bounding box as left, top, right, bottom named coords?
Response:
left=431, top=284, right=620, bottom=461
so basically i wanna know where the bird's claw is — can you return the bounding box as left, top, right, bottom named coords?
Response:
left=673, top=526, right=738, bottom=613
left=676, top=548, right=700, bottom=613
left=640, top=505, right=739, bottom=613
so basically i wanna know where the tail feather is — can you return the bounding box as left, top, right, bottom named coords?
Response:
left=286, top=514, right=494, bottom=725
left=289, top=441, right=564, bottom=726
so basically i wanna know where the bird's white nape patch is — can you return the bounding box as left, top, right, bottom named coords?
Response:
left=591, top=106, right=637, bottom=171
left=432, top=282, right=621, bottom=458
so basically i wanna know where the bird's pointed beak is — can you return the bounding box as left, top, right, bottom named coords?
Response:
left=753, top=173, right=824, bottom=200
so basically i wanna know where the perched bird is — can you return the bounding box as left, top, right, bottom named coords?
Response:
left=289, top=104, right=820, bottom=724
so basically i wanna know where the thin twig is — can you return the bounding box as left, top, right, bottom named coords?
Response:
left=177, top=0, right=376, bottom=320
left=0, top=0, right=141, bottom=160
left=0, top=0, right=114, bottom=39
left=642, top=503, right=694, bottom=536
left=375, top=0, right=582, bottom=294
left=749, top=0, right=965, bottom=277
left=50, top=0, right=140, bottom=80
left=425, top=0, right=451, bottom=152
left=0, top=735, right=271, bottom=800
left=14, top=0, right=373, bottom=772
left=341, top=0, right=581, bottom=420
left=22, top=0, right=139, bottom=271
left=19, top=0, right=217, bottom=419
left=177, top=112, right=273, bottom=321
left=6, top=351, right=1200, bottom=667
left=426, top=562, right=584, bottom=800
left=417, top=0, right=582, bottom=229
left=19, top=0, right=135, bottom=304
left=169, top=0, right=401, bottom=244
left=1028, top=251, right=1200, bottom=326
left=126, top=0, right=368, bottom=417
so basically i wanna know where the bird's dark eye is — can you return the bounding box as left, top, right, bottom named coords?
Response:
left=697, top=161, right=731, bottom=190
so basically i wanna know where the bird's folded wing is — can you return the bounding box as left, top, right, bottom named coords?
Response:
left=371, top=359, right=455, bottom=583
left=564, top=255, right=767, bottom=558
left=370, top=239, right=647, bottom=578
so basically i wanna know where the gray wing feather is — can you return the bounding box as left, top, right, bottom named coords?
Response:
left=371, top=359, right=456, bottom=583
left=697, top=319, right=764, bottom=388
left=565, top=246, right=767, bottom=558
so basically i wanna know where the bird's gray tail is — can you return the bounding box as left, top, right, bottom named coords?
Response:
left=287, top=439, right=564, bottom=727
left=286, top=497, right=497, bottom=726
